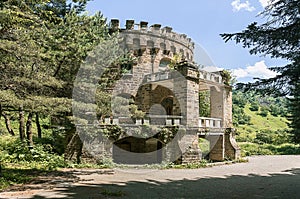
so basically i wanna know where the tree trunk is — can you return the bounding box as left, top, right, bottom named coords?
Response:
left=26, top=112, right=33, bottom=146
left=36, top=113, right=42, bottom=138
left=1, top=112, right=15, bottom=136
left=19, top=106, right=25, bottom=141
left=64, top=130, right=83, bottom=163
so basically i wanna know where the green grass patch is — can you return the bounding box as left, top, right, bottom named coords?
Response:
left=238, top=142, right=300, bottom=156
left=236, top=104, right=290, bottom=143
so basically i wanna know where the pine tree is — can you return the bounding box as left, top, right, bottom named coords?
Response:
left=221, top=0, right=300, bottom=142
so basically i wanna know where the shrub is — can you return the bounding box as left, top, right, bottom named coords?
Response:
left=259, top=106, right=269, bottom=117
left=249, top=102, right=259, bottom=111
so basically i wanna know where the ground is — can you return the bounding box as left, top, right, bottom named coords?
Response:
left=1, top=155, right=300, bottom=198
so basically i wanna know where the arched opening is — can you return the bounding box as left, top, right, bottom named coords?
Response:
left=161, top=96, right=174, bottom=115
left=133, top=38, right=143, bottom=56
left=113, top=137, right=165, bottom=164
left=170, top=46, right=176, bottom=55
left=159, top=58, right=171, bottom=69
left=198, top=137, right=210, bottom=159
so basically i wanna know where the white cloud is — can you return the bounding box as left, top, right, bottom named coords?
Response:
left=233, top=61, right=278, bottom=80
left=231, top=0, right=256, bottom=12
left=259, top=0, right=271, bottom=7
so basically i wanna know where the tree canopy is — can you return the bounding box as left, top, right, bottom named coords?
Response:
left=0, top=0, right=117, bottom=144
left=221, top=0, right=300, bottom=142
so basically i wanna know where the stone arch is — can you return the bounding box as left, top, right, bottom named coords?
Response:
left=160, top=96, right=174, bottom=115
left=135, top=84, right=181, bottom=116
left=113, top=136, right=165, bottom=164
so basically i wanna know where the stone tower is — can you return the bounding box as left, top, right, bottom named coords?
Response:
left=99, top=19, right=241, bottom=164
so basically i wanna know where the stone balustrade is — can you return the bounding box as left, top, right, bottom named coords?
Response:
left=102, top=115, right=182, bottom=126
left=198, top=117, right=222, bottom=128
left=144, top=71, right=171, bottom=82
left=199, top=70, right=222, bottom=84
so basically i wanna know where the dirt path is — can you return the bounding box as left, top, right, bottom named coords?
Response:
left=1, top=155, right=300, bottom=199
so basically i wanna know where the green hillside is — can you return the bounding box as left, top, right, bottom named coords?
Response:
left=232, top=90, right=300, bottom=156
left=236, top=103, right=290, bottom=142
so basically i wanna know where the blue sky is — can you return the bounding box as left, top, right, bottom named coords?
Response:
left=86, top=0, right=286, bottom=82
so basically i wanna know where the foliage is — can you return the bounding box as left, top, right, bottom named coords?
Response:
left=220, top=70, right=236, bottom=86
left=199, top=91, right=210, bottom=117
left=254, top=129, right=292, bottom=145
left=239, top=142, right=300, bottom=157
left=0, top=136, right=66, bottom=170
left=249, top=102, right=259, bottom=111
left=221, top=0, right=300, bottom=142
left=169, top=53, right=182, bottom=70
left=157, top=127, right=179, bottom=144
left=259, top=106, right=269, bottom=117
left=198, top=138, right=210, bottom=158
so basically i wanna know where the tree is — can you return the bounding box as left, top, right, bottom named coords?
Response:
left=0, top=0, right=113, bottom=148
left=221, top=0, right=300, bottom=142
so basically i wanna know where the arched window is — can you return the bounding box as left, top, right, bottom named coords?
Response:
left=160, top=43, right=170, bottom=55
left=133, top=38, right=143, bottom=56
left=170, top=46, right=176, bottom=55
left=133, top=38, right=140, bottom=49
left=147, top=40, right=154, bottom=48
left=159, top=58, right=171, bottom=68
left=186, top=52, right=190, bottom=60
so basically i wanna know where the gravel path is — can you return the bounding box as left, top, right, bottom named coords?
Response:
left=1, top=155, right=300, bottom=199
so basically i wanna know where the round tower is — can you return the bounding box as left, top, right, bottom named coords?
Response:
left=110, top=19, right=195, bottom=73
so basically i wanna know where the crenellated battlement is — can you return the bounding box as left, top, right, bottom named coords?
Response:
left=109, top=19, right=195, bottom=61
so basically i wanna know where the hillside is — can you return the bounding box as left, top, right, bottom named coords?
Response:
left=235, top=103, right=290, bottom=142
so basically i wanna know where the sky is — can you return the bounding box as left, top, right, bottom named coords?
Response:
left=85, top=0, right=286, bottom=83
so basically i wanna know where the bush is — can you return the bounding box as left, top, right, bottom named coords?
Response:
left=259, top=106, right=269, bottom=117
left=238, top=142, right=273, bottom=156
left=249, top=102, right=259, bottom=111
left=254, top=129, right=293, bottom=145
left=0, top=136, right=65, bottom=170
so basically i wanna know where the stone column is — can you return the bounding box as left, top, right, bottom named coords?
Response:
left=174, top=62, right=199, bottom=127
left=224, top=128, right=241, bottom=160
left=210, top=85, right=233, bottom=128
left=207, top=134, right=225, bottom=161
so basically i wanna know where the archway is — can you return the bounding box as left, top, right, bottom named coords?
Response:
left=113, top=136, right=165, bottom=164
left=161, top=96, right=174, bottom=115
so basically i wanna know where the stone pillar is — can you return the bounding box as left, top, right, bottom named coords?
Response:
left=210, top=86, right=224, bottom=126
left=180, top=133, right=202, bottom=164
left=207, top=135, right=225, bottom=161
left=224, top=128, right=241, bottom=160
left=210, top=85, right=233, bottom=128
left=223, top=86, right=233, bottom=128
left=174, top=62, right=199, bottom=127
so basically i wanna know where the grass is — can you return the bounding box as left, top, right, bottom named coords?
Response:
left=238, top=142, right=300, bottom=157
left=236, top=104, right=290, bottom=142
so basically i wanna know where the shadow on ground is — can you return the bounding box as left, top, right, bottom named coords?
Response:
left=18, top=168, right=300, bottom=199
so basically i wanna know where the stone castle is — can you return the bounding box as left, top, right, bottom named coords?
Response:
left=97, top=19, right=240, bottom=164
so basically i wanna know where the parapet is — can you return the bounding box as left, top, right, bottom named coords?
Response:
left=109, top=19, right=195, bottom=59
